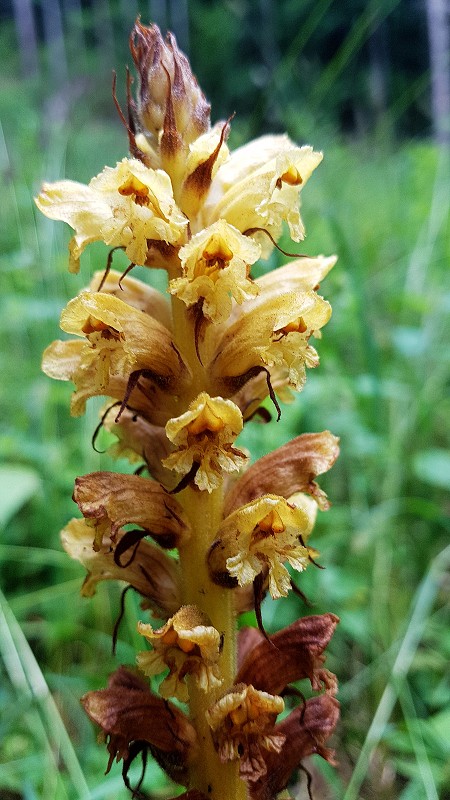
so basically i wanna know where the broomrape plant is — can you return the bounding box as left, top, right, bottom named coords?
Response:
left=37, top=21, right=340, bottom=800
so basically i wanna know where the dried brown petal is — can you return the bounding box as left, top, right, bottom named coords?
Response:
left=73, top=471, right=190, bottom=550
left=61, top=517, right=181, bottom=618
left=249, top=695, right=340, bottom=800
left=82, top=666, right=197, bottom=783
left=224, top=431, right=340, bottom=515
left=236, top=614, right=339, bottom=695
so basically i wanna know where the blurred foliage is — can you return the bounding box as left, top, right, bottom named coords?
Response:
left=1, top=1, right=450, bottom=799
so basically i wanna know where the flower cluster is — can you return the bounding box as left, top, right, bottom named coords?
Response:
left=38, top=21, right=340, bottom=800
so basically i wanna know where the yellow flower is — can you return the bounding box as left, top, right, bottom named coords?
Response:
left=208, top=493, right=318, bottom=598
left=35, top=157, right=188, bottom=272
left=207, top=287, right=331, bottom=400
left=137, top=605, right=223, bottom=701
left=203, top=134, right=322, bottom=257
left=42, top=290, right=190, bottom=418
left=206, top=683, right=285, bottom=781
left=163, top=392, right=247, bottom=492
left=169, top=220, right=260, bottom=323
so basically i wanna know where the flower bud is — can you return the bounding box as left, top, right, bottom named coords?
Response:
left=130, top=22, right=211, bottom=171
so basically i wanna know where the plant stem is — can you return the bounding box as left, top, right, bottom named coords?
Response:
left=177, top=482, right=246, bottom=800
left=172, top=293, right=248, bottom=799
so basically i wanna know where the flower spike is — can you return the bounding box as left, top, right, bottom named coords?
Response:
left=38, top=18, right=341, bottom=800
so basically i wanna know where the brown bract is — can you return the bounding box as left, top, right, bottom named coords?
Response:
left=82, top=666, right=197, bottom=783
left=224, top=431, right=340, bottom=515
left=73, top=471, right=190, bottom=550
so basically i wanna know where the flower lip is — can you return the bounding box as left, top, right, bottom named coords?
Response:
left=163, top=392, right=247, bottom=492
left=208, top=493, right=318, bottom=599
left=169, top=220, right=260, bottom=324
left=206, top=683, right=285, bottom=783
left=137, top=605, right=223, bottom=701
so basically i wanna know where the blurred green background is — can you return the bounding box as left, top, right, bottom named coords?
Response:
left=1, top=1, right=449, bottom=798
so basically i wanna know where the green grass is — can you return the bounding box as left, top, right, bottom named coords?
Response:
left=1, top=39, right=450, bottom=800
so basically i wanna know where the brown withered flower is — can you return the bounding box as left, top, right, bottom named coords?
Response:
left=38, top=19, right=341, bottom=800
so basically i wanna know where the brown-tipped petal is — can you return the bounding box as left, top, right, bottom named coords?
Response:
left=61, top=517, right=181, bottom=618
left=236, top=614, right=339, bottom=695
left=249, top=695, right=340, bottom=800
left=225, top=431, right=340, bottom=515
left=73, top=471, right=190, bottom=551
left=82, top=666, right=197, bottom=783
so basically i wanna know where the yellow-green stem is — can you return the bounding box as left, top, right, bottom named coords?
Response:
left=178, top=488, right=246, bottom=799
left=171, top=296, right=248, bottom=799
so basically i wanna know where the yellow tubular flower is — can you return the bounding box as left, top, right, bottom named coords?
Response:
left=163, top=392, right=247, bottom=492
left=137, top=605, right=223, bottom=701
left=35, top=158, right=188, bottom=272
left=204, top=136, right=322, bottom=256
left=208, top=493, right=318, bottom=598
left=206, top=289, right=331, bottom=400
left=206, top=683, right=285, bottom=782
left=169, top=220, right=260, bottom=323
left=42, top=291, right=190, bottom=418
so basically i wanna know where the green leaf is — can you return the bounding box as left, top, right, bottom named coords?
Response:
left=0, top=466, right=41, bottom=528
